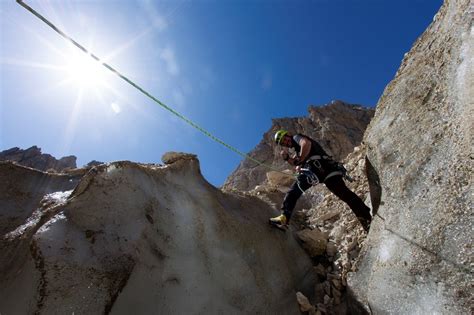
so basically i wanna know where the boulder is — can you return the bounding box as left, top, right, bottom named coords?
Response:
left=296, top=292, right=316, bottom=313
left=297, top=229, right=328, bottom=257
left=161, top=151, right=197, bottom=164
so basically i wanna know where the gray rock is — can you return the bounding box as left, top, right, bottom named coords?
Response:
left=347, top=0, right=473, bottom=314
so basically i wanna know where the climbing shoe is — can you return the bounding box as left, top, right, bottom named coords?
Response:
left=269, top=214, right=288, bottom=231
left=358, top=217, right=371, bottom=233
left=270, top=214, right=288, bottom=225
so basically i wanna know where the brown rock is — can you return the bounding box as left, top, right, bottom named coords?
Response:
left=266, top=170, right=294, bottom=188
left=297, top=229, right=328, bottom=257
left=161, top=152, right=197, bottom=165
left=326, top=242, right=337, bottom=257
left=323, top=281, right=331, bottom=296
left=314, top=264, right=326, bottom=278
left=323, top=295, right=331, bottom=305
left=296, top=292, right=315, bottom=312
left=331, top=279, right=342, bottom=291
left=317, top=303, right=327, bottom=314
left=314, top=283, right=325, bottom=304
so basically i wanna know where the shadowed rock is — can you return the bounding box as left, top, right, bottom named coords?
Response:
left=0, top=146, right=77, bottom=172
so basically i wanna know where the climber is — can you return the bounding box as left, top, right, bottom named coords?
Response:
left=269, top=130, right=372, bottom=232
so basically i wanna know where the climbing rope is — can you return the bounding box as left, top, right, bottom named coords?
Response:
left=16, top=0, right=294, bottom=178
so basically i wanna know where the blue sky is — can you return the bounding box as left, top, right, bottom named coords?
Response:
left=1, top=0, right=442, bottom=186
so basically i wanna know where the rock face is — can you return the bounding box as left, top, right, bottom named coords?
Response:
left=0, top=154, right=315, bottom=314
left=223, top=101, right=374, bottom=191
left=347, top=0, right=473, bottom=314
left=0, top=162, right=82, bottom=237
left=0, top=146, right=77, bottom=172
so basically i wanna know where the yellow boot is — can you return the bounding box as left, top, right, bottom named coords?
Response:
left=269, top=213, right=288, bottom=227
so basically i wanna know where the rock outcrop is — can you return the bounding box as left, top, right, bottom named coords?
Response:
left=0, top=146, right=77, bottom=172
left=223, top=101, right=374, bottom=191
left=346, top=0, right=473, bottom=313
left=0, top=153, right=315, bottom=314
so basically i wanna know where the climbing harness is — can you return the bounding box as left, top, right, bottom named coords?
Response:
left=296, top=168, right=319, bottom=193
left=307, top=155, right=354, bottom=182
left=16, top=0, right=294, bottom=178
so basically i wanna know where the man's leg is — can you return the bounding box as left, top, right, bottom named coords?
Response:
left=324, top=176, right=372, bottom=228
left=281, top=174, right=312, bottom=221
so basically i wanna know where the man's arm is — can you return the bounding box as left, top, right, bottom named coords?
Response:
left=297, top=137, right=312, bottom=163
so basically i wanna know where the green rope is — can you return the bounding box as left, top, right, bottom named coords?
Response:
left=16, top=0, right=294, bottom=177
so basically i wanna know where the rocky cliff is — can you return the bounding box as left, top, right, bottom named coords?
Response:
left=0, top=146, right=77, bottom=172
left=223, top=100, right=374, bottom=191
left=0, top=153, right=315, bottom=314
left=346, top=0, right=473, bottom=313
left=1, top=0, right=471, bottom=313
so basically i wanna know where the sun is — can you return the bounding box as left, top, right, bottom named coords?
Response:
left=65, top=51, right=107, bottom=89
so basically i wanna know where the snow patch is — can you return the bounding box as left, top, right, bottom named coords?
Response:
left=4, top=210, right=42, bottom=239
left=106, top=164, right=119, bottom=175
left=4, top=190, right=72, bottom=239
left=43, top=190, right=73, bottom=204
left=37, top=212, right=67, bottom=235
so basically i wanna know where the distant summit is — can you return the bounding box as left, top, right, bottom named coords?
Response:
left=0, top=147, right=106, bottom=172
left=0, top=146, right=76, bottom=172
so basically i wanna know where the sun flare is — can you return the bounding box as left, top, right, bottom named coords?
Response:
left=65, top=51, right=107, bottom=89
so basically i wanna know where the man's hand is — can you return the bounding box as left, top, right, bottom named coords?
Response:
left=295, top=165, right=302, bottom=172
left=280, top=149, right=289, bottom=161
